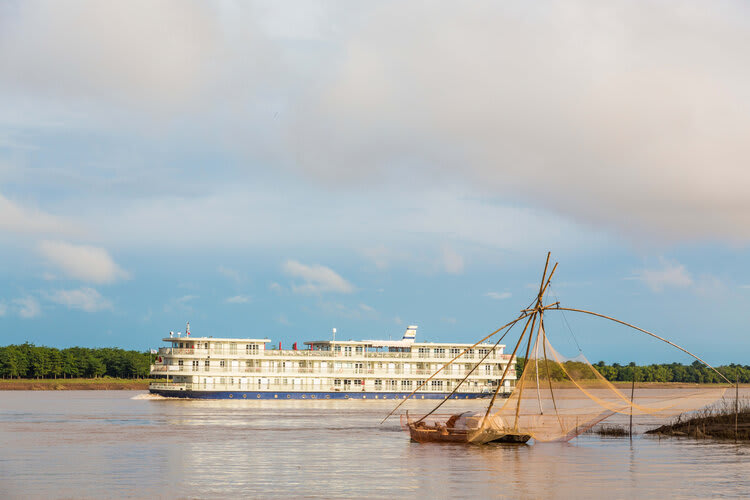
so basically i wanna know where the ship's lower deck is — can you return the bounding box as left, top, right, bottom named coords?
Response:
left=149, top=387, right=506, bottom=400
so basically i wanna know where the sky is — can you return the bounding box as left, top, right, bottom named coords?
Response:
left=1, top=0, right=749, bottom=364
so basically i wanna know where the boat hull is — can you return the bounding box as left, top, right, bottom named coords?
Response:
left=407, top=424, right=531, bottom=444
left=148, top=388, right=501, bottom=400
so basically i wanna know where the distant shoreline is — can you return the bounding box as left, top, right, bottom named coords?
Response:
left=0, top=379, right=744, bottom=391
left=0, top=378, right=152, bottom=391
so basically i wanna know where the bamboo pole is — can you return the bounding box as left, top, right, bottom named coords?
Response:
left=736, top=372, right=739, bottom=444
left=546, top=307, right=732, bottom=384
left=514, top=311, right=538, bottom=428
left=483, top=255, right=558, bottom=427
left=539, top=317, right=563, bottom=432
left=629, top=363, right=636, bottom=440
left=380, top=312, right=531, bottom=424
left=534, top=321, right=543, bottom=415
left=415, top=333, right=508, bottom=424
left=480, top=312, right=536, bottom=426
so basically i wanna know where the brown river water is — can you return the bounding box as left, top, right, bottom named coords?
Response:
left=1, top=390, right=748, bottom=499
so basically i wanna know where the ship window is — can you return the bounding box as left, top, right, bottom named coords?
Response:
left=334, top=379, right=341, bottom=386
left=355, top=346, right=363, bottom=354
left=229, top=344, right=237, bottom=354
left=344, top=346, right=352, bottom=356
left=401, top=380, right=412, bottom=389
left=434, top=348, right=445, bottom=358
left=220, top=377, right=226, bottom=384
left=178, top=360, right=184, bottom=366
left=343, top=379, right=352, bottom=387
left=465, top=349, right=475, bottom=359
left=418, top=347, right=429, bottom=358
left=220, top=360, right=226, bottom=368
left=450, top=348, right=461, bottom=356
left=374, top=380, right=383, bottom=388
left=246, top=344, right=258, bottom=355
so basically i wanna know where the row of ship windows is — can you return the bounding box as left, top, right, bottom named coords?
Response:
left=171, top=343, right=497, bottom=357
left=199, top=378, right=485, bottom=388
left=176, top=359, right=505, bottom=372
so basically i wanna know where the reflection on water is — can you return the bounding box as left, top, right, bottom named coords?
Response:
left=0, top=390, right=748, bottom=499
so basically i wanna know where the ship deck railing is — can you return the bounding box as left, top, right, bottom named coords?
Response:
left=156, top=347, right=512, bottom=360
left=150, top=365, right=515, bottom=378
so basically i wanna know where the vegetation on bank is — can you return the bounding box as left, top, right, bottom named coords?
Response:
left=516, top=358, right=749, bottom=384
left=0, top=378, right=153, bottom=390
left=646, top=398, right=750, bottom=440
left=1, top=343, right=747, bottom=385
left=589, top=424, right=629, bottom=437
left=0, top=343, right=152, bottom=379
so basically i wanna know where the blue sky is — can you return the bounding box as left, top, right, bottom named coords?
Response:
left=1, top=1, right=749, bottom=364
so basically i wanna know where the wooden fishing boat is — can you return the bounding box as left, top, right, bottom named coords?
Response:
left=403, top=412, right=531, bottom=444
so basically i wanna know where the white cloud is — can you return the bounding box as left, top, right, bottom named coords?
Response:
left=0, top=194, right=79, bottom=236
left=361, top=245, right=411, bottom=270
left=0, top=1, right=220, bottom=112
left=226, top=295, right=252, bottom=304
left=485, top=291, right=512, bottom=300
left=218, top=265, right=242, bottom=283
left=633, top=259, right=693, bottom=292
left=283, top=260, right=354, bottom=294
left=269, top=282, right=284, bottom=293
left=277, top=315, right=290, bottom=326
left=46, top=287, right=112, bottom=312
left=37, top=240, right=129, bottom=284
left=14, top=296, right=41, bottom=318
left=441, top=246, right=464, bottom=275
left=164, top=294, right=198, bottom=314
left=359, top=303, right=375, bottom=312
left=394, top=316, right=403, bottom=325
left=0, top=302, right=7, bottom=316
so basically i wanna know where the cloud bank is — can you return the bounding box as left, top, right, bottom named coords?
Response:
left=283, top=260, right=354, bottom=294
left=47, top=287, right=112, bottom=312
left=2, top=1, right=750, bottom=248
left=37, top=240, right=129, bottom=284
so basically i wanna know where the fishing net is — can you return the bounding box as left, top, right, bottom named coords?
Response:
left=474, top=324, right=727, bottom=443
left=394, top=254, right=730, bottom=445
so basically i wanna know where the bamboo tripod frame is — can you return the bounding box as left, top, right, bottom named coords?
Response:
left=385, top=252, right=737, bottom=433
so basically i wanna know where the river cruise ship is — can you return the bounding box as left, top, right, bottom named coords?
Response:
left=149, top=325, right=516, bottom=399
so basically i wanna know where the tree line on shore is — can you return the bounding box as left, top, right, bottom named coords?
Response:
left=1, top=342, right=748, bottom=383
left=516, top=357, right=750, bottom=384
left=0, top=343, right=151, bottom=379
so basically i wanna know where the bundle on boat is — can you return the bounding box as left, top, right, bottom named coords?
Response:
left=385, top=253, right=732, bottom=445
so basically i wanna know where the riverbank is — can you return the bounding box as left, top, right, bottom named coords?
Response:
left=0, top=378, right=152, bottom=390
left=646, top=398, right=750, bottom=440
left=0, top=379, right=743, bottom=391
left=610, top=381, right=742, bottom=389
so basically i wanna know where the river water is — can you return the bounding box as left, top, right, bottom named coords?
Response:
left=0, top=390, right=748, bottom=499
